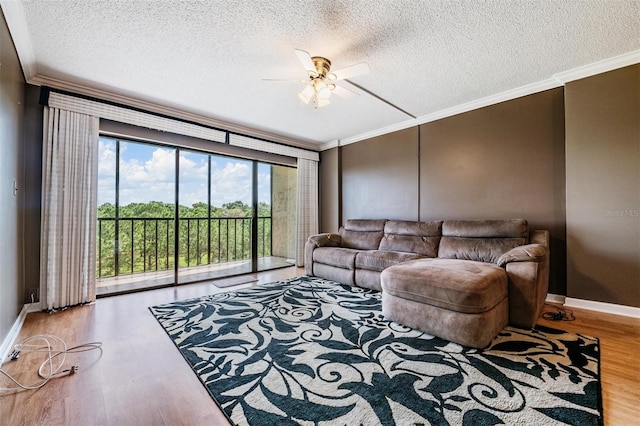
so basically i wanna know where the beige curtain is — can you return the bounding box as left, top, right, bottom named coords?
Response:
left=296, top=158, right=319, bottom=266
left=40, top=107, right=100, bottom=311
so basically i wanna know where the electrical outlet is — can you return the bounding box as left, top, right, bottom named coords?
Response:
left=13, top=180, right=18, bottom=197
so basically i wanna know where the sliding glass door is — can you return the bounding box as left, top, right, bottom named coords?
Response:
left=96, top=136, right=296, bottom=295
left=96, top=138, right=177, bottom=294
left=177, top=152, right=255, bottom=284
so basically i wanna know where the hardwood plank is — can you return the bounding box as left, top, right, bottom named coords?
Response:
left=1, top=269, right=638, bottom=425
left=538, top=303, right=640, bottom=425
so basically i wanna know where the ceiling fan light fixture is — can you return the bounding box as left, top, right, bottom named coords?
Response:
left=314, top=80, right=332, bottom=99
left=317, top=87, right=332, bottom=99
left=311, top=56, right=332, bottom=79
left=298, top=85, right=315, bottom=104
left=284, top=49, right=370, bottom=108
left=315, top=95, right=330, bottom=108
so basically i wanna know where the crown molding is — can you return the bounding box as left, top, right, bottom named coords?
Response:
left=553, top=49, right=640, bottom=84
left=319, top=140, right=339, bottom=151
left=326, top=50, right=640, bottom=149
left=334, top=78, right=561, bottom=148
left=414, top=78, right=562, bottom=127
left=336, top=118, right=419, bottom=147
left=1, top=0, right=37, bottom=81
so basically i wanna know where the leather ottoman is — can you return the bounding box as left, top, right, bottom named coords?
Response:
left=380, top=258, right=509, bottom=348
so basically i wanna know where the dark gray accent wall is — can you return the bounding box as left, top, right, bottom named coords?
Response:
left=565, top=65, right=639, bottom=308
left=23, top=85, right=43, bottom=302
left=0, top=12, right=27, bottom=341
left=337, top=89, right=566, bottom=295
left=420, top=88, right=566, bottom=295
left=319, top=147, right=340, bottom=233
left=341, top=127, right=419, bottom=222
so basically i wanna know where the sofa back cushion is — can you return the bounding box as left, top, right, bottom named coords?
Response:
left=339, top=219, right=387, bottom=250
left=379, top=220, right=442, bottom=257
left=438, top=219, right=528, bottom=263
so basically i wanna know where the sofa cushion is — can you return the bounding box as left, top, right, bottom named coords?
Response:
left=380, top=220, right=442, bottom=257
left=312, top=247, right=358, bottom=269
left=339, top=219, right=387, bottom=250
left=439, top=237, right=526, bottom=264
left=439, top=219, right=528, bottom=263
left=344, top=219, right=388, bottom=232
left=381, top=258, right=507, bottom=314
left=355, top=269, right=383, bottom=291
left=442, top=219, right=528, bottom=238
left=355, top=250, right=424, bottom=272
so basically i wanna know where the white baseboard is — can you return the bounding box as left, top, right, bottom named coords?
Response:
left=546, top=293, right=640, bottom=318
left=545, top=293, right=566, bottom=304
left=564, top=297, right=640, bottom=319
left=0, top=302, right=40, bottom=363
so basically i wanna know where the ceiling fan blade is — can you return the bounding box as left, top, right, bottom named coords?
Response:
left=298, top=84, right=315, bottom=104
left=332, top=84, right=359, bottom=100
left=294, top=49, right=317, bottom=76
left=329, top=62, right=370, bottom=81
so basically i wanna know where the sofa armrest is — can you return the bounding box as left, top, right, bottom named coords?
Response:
left=305, top=233, right=342, bottom=276
left=504, top=258, right=549, bottom=328
left=307, top=233, right=342, bottom=248
left=498, top=243, right=549, bottom=327
left=496, top=244, right=548, bottom=267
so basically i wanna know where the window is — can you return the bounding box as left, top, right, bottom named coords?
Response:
left=96, top=136, right=296, bottom=295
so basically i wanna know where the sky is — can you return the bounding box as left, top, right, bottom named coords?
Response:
left=98, top=137, right=272, bottom=208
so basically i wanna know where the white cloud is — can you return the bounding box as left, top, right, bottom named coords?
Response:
left=97, top=139, right=116, bottom=205
left=210, top=161, right=252, bottom=206
left=97, top=138, right=272, bottom=209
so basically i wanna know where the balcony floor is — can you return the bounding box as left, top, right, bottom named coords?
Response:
left=96, top=256, right=294, bottom=295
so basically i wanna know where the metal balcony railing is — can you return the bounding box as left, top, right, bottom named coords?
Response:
left=97, top=216, right=272, bottom=278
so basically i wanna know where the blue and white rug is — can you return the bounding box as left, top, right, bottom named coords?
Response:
left=150, top=276, right=602, bottom=425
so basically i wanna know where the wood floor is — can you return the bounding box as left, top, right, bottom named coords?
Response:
left=1, top=267, right=639, bottom=425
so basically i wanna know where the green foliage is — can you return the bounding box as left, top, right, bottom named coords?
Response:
left=96, top=201, right=272, bottom=278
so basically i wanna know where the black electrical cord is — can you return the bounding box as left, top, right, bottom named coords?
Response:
left=542, top=303, right=575, bottom=321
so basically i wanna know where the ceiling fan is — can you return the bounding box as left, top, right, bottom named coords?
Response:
left=266, top=49, right=370, bottom=108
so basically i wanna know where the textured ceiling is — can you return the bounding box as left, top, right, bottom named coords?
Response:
left=3, top=0, right=640, bottom=148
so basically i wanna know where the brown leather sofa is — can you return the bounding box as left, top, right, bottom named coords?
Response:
left=304, top=219, right=549, bottom=348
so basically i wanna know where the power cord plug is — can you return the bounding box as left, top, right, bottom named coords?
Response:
left=8, top=349, right=20, bottom=360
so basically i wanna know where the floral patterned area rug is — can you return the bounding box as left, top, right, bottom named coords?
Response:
left=150, top=276, right=602, bottom=425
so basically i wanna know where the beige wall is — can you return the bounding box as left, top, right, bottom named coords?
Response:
left=272, top=165, right=297, bottom=260
left=565, top=65, right=639, bottom=307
